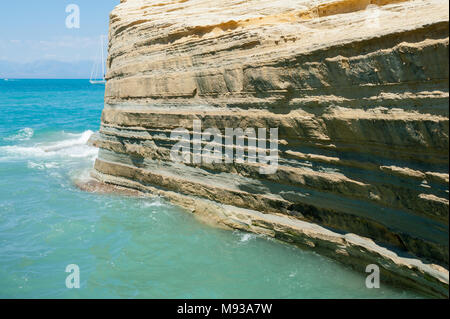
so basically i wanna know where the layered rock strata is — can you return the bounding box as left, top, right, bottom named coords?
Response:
left=89, top=0, right=449, bottom=296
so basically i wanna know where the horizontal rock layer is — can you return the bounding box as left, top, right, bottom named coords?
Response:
left=90, top=0, right=449, bottom=296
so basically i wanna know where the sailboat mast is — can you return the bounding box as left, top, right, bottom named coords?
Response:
left=101, top=35, right=105, bottom=80
left=90, top=35, right=107, bottom=84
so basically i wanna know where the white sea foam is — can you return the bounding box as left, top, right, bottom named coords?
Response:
left=42, top=130, right=93, bottom=153
left=27, top=161, right=45, bottom=170
left=141, top=198, right=165, bottom=208
left=27, top=161, right=62, bottom=173
left=44, top=162, right=60, bottom=169
left=0, top=130, right=98, bottom=161
left=239, top=233, right=256, bottom=243
left=4, top=128, right=34, bottom=141
left=71, top=168, right=95, bottom=184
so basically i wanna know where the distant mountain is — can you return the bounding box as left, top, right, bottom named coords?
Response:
left=0, top=60, right=95, bottom=79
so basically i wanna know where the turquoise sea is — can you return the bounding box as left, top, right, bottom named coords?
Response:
left=0, top=79, right=421, bottom=298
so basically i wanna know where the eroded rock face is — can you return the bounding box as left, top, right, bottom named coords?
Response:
left=89, top=0, right=449, bottom=296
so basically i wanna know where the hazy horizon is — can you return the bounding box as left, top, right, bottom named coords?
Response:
left=0, top=60, right=100, bottom=79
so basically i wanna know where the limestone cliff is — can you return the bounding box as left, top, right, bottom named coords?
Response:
left=88, top=0, right=449, bottom=297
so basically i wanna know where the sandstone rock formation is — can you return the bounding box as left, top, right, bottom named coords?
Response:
left=88, top=0, right=449, bottom=297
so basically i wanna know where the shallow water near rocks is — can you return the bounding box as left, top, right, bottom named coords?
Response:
left=0, top=79, right=422, bottom=298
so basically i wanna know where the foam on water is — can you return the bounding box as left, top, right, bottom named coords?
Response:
left=141, top=198, right=165, bottom=208
left=27, top=161, right=61, bottom=170
left=42, top=130, right=93, bottom=153
left=239, top=233, right=255, bottom=243
left=3, top=128, right=34, bottom=141
left=0, top=130, right=98, bottom=161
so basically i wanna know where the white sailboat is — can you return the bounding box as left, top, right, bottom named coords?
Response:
left=90, top=35, right=107, bottom=84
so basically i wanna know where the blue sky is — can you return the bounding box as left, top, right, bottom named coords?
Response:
left=0, top=0, right=119, bottom=63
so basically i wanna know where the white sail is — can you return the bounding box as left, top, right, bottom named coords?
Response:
left=90, top=35, right=106, bottom=84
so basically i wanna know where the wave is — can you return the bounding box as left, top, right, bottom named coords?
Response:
left=3, top=128, right=34, bottom=141
left=232, top=231, right=257, bottom=243
left=27, top=161, right=60, bottom=170
left=141, top=198, right=165, bottom=208
left=42, top=130, right=93, bottom=153
left=0, top=130, right=98, bottom=161
left=239, top=233, right=255, bottom=242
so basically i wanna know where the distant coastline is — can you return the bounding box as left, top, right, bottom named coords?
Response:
left=0, top=60, right=97, bottom=79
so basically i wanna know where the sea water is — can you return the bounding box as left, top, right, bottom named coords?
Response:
left=0, top=79, right=422, bottom=298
